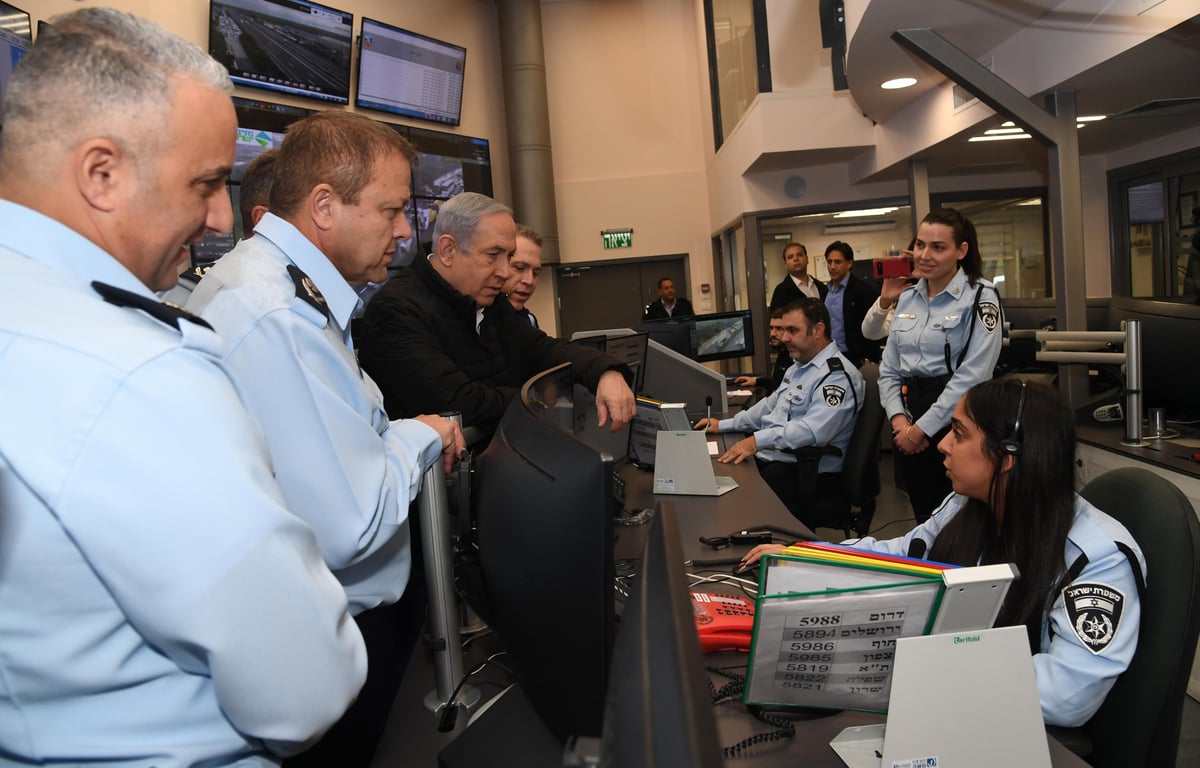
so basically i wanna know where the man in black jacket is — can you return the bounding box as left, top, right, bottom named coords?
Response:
left=642, top=277, right=694, bottom=320
left=822, top=241, right=882, bottom=365
left=768, top=242, right=826, bottom=311
left=359, top=193, right=635, bottom=439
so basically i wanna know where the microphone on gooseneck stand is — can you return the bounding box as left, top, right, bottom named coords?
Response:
left=907, top=537, right=927, bottom=560
left=706, top=395, right=713, bottom=427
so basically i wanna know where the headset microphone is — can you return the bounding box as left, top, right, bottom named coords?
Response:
left=999, top=380, right=1027, bottom=456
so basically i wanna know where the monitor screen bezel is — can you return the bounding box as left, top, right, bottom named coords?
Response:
left=355, top=16, right=466, bottom=127
left=208, top=0, right=354, bottom=105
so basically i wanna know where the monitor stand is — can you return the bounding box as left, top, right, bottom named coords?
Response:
left=437, top=685, right=564, bottom=768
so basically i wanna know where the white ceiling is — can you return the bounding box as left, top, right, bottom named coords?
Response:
left=835, top=1, right=1200, bottom=183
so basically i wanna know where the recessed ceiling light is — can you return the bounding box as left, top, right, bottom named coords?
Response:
left=968, top=133, right=1033, bottom=142
left=881, top=77, right=917, bottom=90
left=834, top=207, right=899, bottom=218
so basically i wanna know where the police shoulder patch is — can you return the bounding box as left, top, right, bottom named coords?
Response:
left=1063, top=581, right=1125, bottom=655
left=977, top=301, right=1000, bottom=333
left=821, top=384, right=846, bottom=407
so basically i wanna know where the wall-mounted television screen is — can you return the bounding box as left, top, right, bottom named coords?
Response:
left=0, top=1, right=32, bottom=120
left=209, top=0, right=353, bottom=105
left=356, top=17, right=465, bottom=126
left=191, top=96, right=315, bottom=265
left=409, top=125, right=492, bottom=198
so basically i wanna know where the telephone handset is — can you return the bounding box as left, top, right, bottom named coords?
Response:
left=691, top=591, right=755, bottom=653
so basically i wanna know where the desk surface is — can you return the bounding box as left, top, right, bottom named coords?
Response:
left=1077, top=420, right=1200, bottom=480
left=616, top=435, right=1087, bottom=768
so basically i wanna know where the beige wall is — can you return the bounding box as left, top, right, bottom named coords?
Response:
left=31, top=0, right=1200, bottom=333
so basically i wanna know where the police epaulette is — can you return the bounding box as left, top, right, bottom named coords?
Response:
left=91, top=281, right=213, bottom=332
left=288, top=264, right=332, bottom=321
left=177, top=263, right=209, bottom=286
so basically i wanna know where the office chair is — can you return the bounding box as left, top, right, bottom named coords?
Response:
left=788, top=362, right=885, bottom=537
left=1067, top=467, right=1200, bottom=767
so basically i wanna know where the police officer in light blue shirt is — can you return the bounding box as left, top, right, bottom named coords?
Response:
left=879, top=208, right=1002, bottom=522
left=696, top=298, right=863, bottom=528
left=0, top=10, right=365, bottom=766
left=742, top=380, right=1144, bottom=727
left=187, top=111, right=464, bottom=767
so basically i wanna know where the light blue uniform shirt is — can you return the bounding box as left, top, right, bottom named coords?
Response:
left=718, top=343, right=864, bottom=472
left=878, top=268, right=1002, bottom=435
left=188, top=213, right=441, bottom=614
left=0, top=201, right=366, bottom=766
left=851, top=493, right=1145, bottom=727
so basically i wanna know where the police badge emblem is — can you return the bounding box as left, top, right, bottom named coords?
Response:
left=1063, top=582, right=1125, bottom=655
left=978, top=301, right=1000, bottom=333
left=822, top=384, right=846, bottom=407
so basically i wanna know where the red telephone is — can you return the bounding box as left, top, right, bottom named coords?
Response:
left=691, top=591, right=755, bottom=653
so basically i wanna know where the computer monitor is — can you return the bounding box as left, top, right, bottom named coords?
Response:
left=690, top=309, right=756, bottom=363
left=603, top=332, right=649, bottom=394
left=601, top=500, right=723, bottom=767
left=208, top=0, right=353, bottom=105
left=1107, top=296, right=1200, bottom=421
left=355, top=17, right=466, bottom=127
left=0, top=1, right=31, bottom=127
left=471, top=362, right=616, bottom=741
left=642, top=339, right=728, bottom=418
left=635, top=318, right=691, bottom=358
left=572, top=328, right=725, bottom=418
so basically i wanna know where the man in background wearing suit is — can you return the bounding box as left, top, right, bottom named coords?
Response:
left=769, top=241, right=826, bottom=310
left=642, top=276, right=694, bottom=320
left=822, top=241, right=882, bottom=365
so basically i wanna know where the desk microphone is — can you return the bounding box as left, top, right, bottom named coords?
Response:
left=907, top=537, right=927, bottom=560
left=705, top=395, right=713, bottom=426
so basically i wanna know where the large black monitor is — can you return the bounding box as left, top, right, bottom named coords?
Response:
left=472, top=362, right=616, bottom=741
left=408, top=125, right=494, bottom=198
left=690, top=309, right=756, bottom=363
left=635, top=317, right=691, bottom=357
left=1107, top=296, right=1200, bottom=421
left=356, top=17, right=466, bottom=127
left=0, top=1, right=31, bottom=124
left=601, top=500, right=724, bottom=767
left=642, top=339, right=728, bottom=418
left=208, top=0, right=353, bottom=105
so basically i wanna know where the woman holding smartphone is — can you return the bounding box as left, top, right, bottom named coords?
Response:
left=877, top=208, right=1002, bottom=522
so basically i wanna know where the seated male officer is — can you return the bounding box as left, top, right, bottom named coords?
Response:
left=359, top=191, right=636, bottom=441
left=694, top=298, right=863, bottom=529
left=733, top=306, right=791, bottom=393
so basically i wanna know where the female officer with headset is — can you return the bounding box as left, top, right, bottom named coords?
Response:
left=879, top=207, right=1003, bottom=523
left=742, top=379, right=1145, bottom=727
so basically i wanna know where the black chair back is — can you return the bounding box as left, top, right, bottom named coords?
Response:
left=1079, top=467, right=1200, bottom=767
left=839, top=362, right=884, bottom=510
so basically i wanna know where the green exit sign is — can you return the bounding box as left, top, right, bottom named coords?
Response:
left=602, top=229, right=633, bottom=249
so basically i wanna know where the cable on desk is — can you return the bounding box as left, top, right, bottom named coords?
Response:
left=436, top=651, right=512, bottom=732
